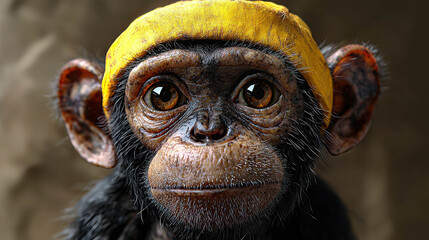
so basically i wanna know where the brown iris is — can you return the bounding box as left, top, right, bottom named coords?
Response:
left=144, top=82, right=184, bottom=111
left=239, top=81, right=275, bottom=108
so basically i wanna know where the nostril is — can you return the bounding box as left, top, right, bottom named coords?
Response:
left=190, top=127, right=208, bottom=142
left=190, top=121, right=228, bottom=142
left=210, top=127, right=226, bottom=141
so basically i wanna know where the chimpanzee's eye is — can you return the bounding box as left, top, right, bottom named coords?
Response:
left=143, top=82, right=187, bottom=111
left=238, top=79, right=280, bottom=109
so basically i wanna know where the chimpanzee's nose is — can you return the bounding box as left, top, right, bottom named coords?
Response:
left=190, top=111, right=227, bottom=142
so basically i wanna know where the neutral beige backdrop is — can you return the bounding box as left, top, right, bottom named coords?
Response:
left=0, top=0, right=428, bottom=239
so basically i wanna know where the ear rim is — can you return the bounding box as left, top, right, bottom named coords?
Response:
left=324, top=44, right=381, bottom=156
left=58, top=59, right=117, bottom=168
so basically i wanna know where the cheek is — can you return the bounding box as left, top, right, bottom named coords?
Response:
left=236, top=85, right=303, bottom=144
left=125, top=97, right=187, bottom=150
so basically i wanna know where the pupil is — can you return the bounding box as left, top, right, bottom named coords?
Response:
left=247, top=84, right=265, bottom=100
left=153, top=86, right=172, bottom=102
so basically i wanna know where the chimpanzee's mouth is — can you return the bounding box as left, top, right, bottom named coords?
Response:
left=151, top=182, right=281, bottom=196
left=150, top=181, right=282, bottom=229
left=151, top=181, right=281, bottom=189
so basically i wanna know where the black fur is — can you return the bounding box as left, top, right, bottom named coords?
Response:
left=61, top=41, right=355, bottom=240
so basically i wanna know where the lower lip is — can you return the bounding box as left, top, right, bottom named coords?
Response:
left=151, top=182, right=281, bottom=197
left=150, top=182, right=282, bottom=228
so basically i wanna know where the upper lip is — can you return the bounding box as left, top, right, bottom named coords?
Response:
left=151, top=181, right=281, bottom=190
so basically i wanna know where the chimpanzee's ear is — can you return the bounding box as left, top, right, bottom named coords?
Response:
left=57, top=59, right=116, bottom=168
left=324, top=45, right=381, bottom=155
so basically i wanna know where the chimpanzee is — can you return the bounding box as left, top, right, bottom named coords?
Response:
left=56, top=1, right=381, bottom=239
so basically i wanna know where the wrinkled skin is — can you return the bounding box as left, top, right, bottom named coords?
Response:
left=124, top=47, right=303, bottom=229
left=57, top=42, right=380, bottom=240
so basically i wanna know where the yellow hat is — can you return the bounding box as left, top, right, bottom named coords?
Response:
left=102, top=0, right=333, bottom=127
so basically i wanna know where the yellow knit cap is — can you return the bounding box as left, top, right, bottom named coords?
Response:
left=102, top=0, right=333, bottom=127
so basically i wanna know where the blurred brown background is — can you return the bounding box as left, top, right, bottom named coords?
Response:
left=0, top=0, right=428, bottom=239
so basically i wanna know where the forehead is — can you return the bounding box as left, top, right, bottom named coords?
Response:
left=125, top=46, right=295, bottom=101
left=128, top=46, right=289, bottom=82
left=138, top=46, right=285, bottom=69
